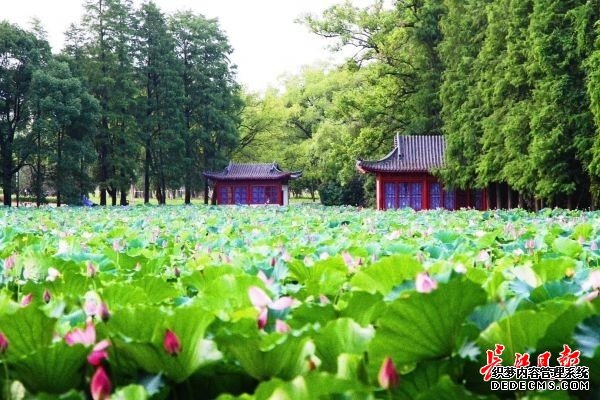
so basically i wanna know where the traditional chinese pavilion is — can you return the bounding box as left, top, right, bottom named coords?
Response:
left=356, top=134, right=488, bottom=211
left=203, top=162, right=302, bottom=205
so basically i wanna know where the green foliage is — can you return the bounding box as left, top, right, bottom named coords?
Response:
left=0, top=206, right=598, bottom=397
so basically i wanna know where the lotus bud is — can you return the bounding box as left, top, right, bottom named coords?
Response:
left=90, top=366, right=112, bottom=400
left=86, top=261, right=97, bottom=277
left=4, top=254, right=15, bottom=271
left=415, top=272, right=438, bottom=293
left=275, top=319, right=290, bottom=333
left=98, top=303, right=111, bottom=322
left=257, top=307, right=268, bottom=330
left=163, top=329, right=182, bottom=356
left=43, top=289, right=52, bottom=303
left=20, top=293, right=33, bottom=307
left=174, top=266, right=181, bottom=278
left=0, top=331, right=8, bottom=354
left=378, top=356, right=399, bottom=389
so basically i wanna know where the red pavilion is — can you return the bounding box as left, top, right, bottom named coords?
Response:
left=203, top=162, right=302, bottom=205
left=356, top=134, right=488, bottom=211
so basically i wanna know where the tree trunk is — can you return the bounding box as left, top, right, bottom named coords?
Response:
left=495, top=183, right=502, bottom=209
left=567, top=195, right=572, bottom=210
left=204, top=180, right=209, bottom=205
left=3, top=152, right=13, bottom=207
left=211, top=187, right=217, bottom=205
left=144, top=147, right=151, bottom=204
left=56, top=130, right=62, bottom=207
left=110, top=188, right=117, bottom=206
left=518, top=192, right=524, bottom=208
left=507, top=187, right=512, bottom=209
left=485, top=186, right=491, bottom=210
left=120, top=190, right=128, bottom=206
left=184, top=185, right=191, bottom=204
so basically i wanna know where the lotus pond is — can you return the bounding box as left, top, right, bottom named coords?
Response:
left=0, top=205, right=598, bottom=399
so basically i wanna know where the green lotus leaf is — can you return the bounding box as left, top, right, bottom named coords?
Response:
left=350, top=254, right=422, bottom=295
left=369, top=277, right=486, bottom=372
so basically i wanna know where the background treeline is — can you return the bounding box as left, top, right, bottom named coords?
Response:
left=0, top=0, right=239, bottom=206
left=237, top=0, right=600, bottom=209
left=3, top=0, right=600, bottom=208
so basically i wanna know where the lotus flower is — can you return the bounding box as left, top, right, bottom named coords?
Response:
left=87, top=340, right=110, bottom=366
left=415, top=272, right=438, bottom=293
left=90, top=366, right=111, bottom=400
left=163, top=329, right=181, bottom=356
left=257, top=270, right=274, bottom=286
left=257, top=307, right=268, bottom=329
left=248, top=286, right=294, bottom=330
left=582, top=270, right=600, bottom=291
left=0, top=331, right=8, bottom=354
left=84, top=291, right=102, bottom=317
left=3, top=254, right=15, bottom=271
left=248, top=286, right=271, bottom=308
left=86, top=261, right=97, bottom=277
left=378, top=356, right=399, bottom=389
left=20, top=293, right=33, bottom=307
left=476, top=250, right=490, bottom=263
left=43, top=289, right=52, bottom=303
left=275, top=319, right=290, bottom=333
left=98, top=303, right=111, bottom=322
left=65, top=319, right=96, bottom=346
left=46, top=267, right=61, bottom=282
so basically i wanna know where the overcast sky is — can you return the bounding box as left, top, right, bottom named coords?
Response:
left=2, top=0, right=379, bottom=92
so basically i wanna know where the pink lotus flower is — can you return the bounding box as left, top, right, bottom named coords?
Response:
left=319, top=294, right=330, bottom=305
left=3, top=254, right=16, bottom=272
left=90, top=366, right=111, bottom=400
left=87, top=340, right=110, bottom=366
left=591, top=241, right=599, bottom=251
left=525, top=239, right=536, bottom=251
left=257, top=307, right=268, bottom=329
left=248, top=286, right=271, bottom=308
left=275, top=319, right=290, bottom=333
left=378, top=356, right=399, bottom=389
left=163, top=329, right=181, bottom=356
left=0, top=331, right=8, bottom=354
left=98, top=303, right=111, bottom=322
left=46, top=267, right=61, bottom=281
left=257, top=270, right=274, bottom=286
left=248, top=286, right=294, bottom=330
left=342, top=252, right=359, bottom=272
left=84, top=291, right=102, bottom=317
left=65, top=319, right=96, bottom=346
left=43, top=289, right=52, bottom=303
left=582, top=270, right=600, bottom=291
left=415, top=272, right=438, bottom=293
left=476, top=250, right=490, bottom=263
left=112, top=239, right=122, bottom=252
left=20, top=293, right=33, bottom=307
left=86, top=261, right=97, bottom=277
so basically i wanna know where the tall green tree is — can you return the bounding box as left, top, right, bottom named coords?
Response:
left=29, top=60, right=99, bottom=205
left=76, top=0, right=139, bottom=205
left=136, top=1, right=186, bottom=205
left=170, top=11, right=240, bottom=204
left=0, top=21, right=50, bottom=206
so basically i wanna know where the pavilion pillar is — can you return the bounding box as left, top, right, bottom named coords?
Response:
left=282, top=185, right=289, bottom=206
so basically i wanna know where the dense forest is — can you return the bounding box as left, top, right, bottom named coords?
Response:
left=238, top=0, right=600, bottom=209
left=0, top=0, right=239, bottom=206
left=2, top=0, right=600, bottom=208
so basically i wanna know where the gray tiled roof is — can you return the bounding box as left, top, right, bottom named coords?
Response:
left=356, top=134, right=445, bottom=173
left=203, top=162, right=302, bottom=181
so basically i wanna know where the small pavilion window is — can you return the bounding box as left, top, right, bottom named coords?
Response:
left=252, top=186, right=266, bottom=204
left=429, top=183, right=442, bottom=209
left=220, top=186, right=232, bottom=204
left=234, top=187, right=248, bottom=204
